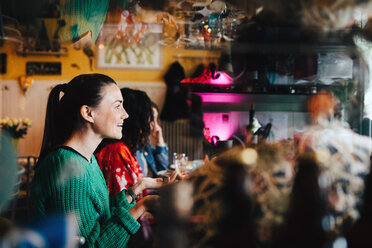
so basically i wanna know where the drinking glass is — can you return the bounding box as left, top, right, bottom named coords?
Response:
left=172, top=152, right=180, bottom=171
left=179, top=153, right=188, bottom=174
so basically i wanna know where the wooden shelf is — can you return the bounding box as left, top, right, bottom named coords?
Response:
left=16, top=47, right=68, bottom=57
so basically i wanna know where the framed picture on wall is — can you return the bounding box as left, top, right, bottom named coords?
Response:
left=97, top=23, right=163, bottom=70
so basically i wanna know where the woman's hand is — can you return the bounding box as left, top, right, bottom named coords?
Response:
left=125, top=178, right=157, bottom=202
left=139, top=172, right=185, bottom=189
left=141, top=177, right=165, bottom=189
left=162, top=170, right=187, bottom=183
left=131, top=172, right=187, bottom=197
left=151, top=122, right=165, bottom=146
left=130, top=176, right=168, bottom=194
left=129, top=177, right=162, bottom=196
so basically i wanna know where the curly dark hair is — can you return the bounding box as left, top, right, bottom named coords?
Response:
left=121, top=88, right=154, bottom=154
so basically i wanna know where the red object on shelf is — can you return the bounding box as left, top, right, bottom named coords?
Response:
left=181, top=68, right=233, bottom=85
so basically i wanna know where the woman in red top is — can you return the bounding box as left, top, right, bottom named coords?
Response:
left=95, top=141, right=144, bottom=197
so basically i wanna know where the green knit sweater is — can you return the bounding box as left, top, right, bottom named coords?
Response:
left=31, top=147, right=140, bottom=247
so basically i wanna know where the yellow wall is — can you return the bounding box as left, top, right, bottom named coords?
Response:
left=0, top=40, right=220, bottom=156
left=0, top=41, right=220, bottom=82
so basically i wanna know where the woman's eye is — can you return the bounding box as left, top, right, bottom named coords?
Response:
left=115, top=105, right=121, bottom=109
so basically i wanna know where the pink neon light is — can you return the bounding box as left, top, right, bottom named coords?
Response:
left=210, top=72, right=233, bottom=85
left=181, top=70, right=233, bottom=85
left=203, top=113, right=234, bottom=141
left=195, top=93, right=247, bottom=103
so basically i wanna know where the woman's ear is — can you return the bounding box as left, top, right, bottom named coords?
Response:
left=80, top=105, right=94, bottom=123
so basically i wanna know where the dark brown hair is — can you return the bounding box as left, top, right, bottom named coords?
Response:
left=39, top=73, right=116, bottom=161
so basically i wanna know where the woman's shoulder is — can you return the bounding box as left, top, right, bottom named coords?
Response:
left=96, top=141, right=131, bottom=155
left=37, top=147, right=88, bottom=174
left=96, top=142, right=139, bottom=169
left=32, top=148, right=97, bottom=198
left=40, top=147, right=80, bottom=162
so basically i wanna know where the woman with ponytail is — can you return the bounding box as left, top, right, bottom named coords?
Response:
left=31, top=73, right=159, bottom=247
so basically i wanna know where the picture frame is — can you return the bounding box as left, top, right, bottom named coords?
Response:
left=97, top=23, right=163, bottom=70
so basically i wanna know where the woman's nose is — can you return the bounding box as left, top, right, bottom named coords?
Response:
left=122, top=107, right=129, bottom=120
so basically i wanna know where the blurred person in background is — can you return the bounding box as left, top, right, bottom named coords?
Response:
left=158, top=147, right=258, bottom=248
left=136, top=101, right=169, bottom=178
left=298, top=90, right=372, bottom=235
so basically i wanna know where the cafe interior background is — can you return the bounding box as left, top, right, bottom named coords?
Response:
left=1, top=0, right=372, bottom=224
left=0, top=0, right=371, bottom=159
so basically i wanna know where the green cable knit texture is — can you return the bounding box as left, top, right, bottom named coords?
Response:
left=31, top=147, right=140, bottom=247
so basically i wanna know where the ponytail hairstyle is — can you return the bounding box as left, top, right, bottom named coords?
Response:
left=121, top=88, right=153, bottom=154
left=38, top=73, right=117, bottom=161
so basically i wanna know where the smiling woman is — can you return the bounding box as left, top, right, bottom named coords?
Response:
left=90, top=83, right=128, bottom=141
left=30, top=73, right=159, bottom=247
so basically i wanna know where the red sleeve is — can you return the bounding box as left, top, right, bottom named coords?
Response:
left=95, top=142, right=145, bottom=198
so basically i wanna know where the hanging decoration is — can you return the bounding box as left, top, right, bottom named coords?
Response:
left=18, top=75, right=33, bottom=95
left=58, top=0, right=117, bottom=43
left=160, top=0, right=244, bottom=49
